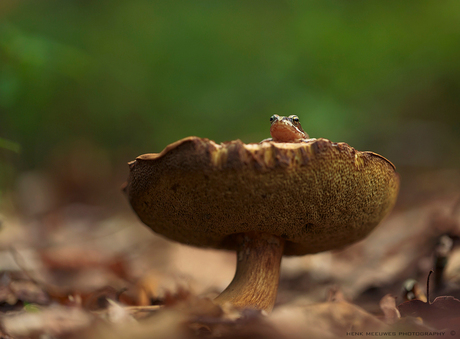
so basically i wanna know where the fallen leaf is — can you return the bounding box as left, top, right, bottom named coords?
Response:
left=379, top=294, right=400, bottom=324
left=398, top=295, right=460, bottom=329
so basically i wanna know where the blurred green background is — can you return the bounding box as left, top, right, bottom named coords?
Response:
left=1, top=0, right=460, bottom=206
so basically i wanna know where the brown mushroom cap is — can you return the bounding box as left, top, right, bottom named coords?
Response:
left=124, top=136, right=399, bottom=256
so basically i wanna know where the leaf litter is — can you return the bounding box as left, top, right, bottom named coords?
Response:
left=0, top=168, right=460, bottom=338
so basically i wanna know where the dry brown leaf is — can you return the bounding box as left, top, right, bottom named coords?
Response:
left=379, top=294, right=400, bottom=324
left=398, top=295, right=460, bottom=329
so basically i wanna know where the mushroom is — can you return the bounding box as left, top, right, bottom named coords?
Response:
left=123, top=137, right=399, bottom=312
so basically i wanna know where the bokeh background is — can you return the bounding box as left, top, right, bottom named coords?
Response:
left=2, top=0, right=460, bottom=203
left=0, top=2, right=460, bottom=337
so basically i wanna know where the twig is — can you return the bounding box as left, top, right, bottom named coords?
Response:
left=426, top=270, right=433, bottom=304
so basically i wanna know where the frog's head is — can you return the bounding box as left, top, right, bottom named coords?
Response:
left=269, top=114, right=308, bottom=142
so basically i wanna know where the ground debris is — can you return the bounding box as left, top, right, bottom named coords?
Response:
left=1, top=305, right=93, bottom=338
left=0, top=272, right=49, bottom=311
left=0, top=187, right=460, bottom=338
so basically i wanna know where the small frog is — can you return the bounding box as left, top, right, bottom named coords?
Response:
left=261, top=114, right=312, bottom=143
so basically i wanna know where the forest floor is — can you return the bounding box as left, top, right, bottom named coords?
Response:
left=0, top=168, right=459, bottom=339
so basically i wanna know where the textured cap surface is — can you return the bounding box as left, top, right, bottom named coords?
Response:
left=124, top=137, right=399, bottom=255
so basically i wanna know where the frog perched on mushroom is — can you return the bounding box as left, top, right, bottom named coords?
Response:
left=124, top=115, right=399, bottom=312
left=262, top=114, right=314, bottom=143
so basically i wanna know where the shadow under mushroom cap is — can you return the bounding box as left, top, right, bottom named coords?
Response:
left=124, top=136, right=399, bottom=256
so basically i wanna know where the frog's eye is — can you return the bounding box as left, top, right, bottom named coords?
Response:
left=290, top=115, right=300, bottom=124
left=270, top=115, right=278, bottom=123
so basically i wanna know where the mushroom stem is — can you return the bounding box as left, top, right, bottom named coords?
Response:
left=214, top=232, right=285, bottom=312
